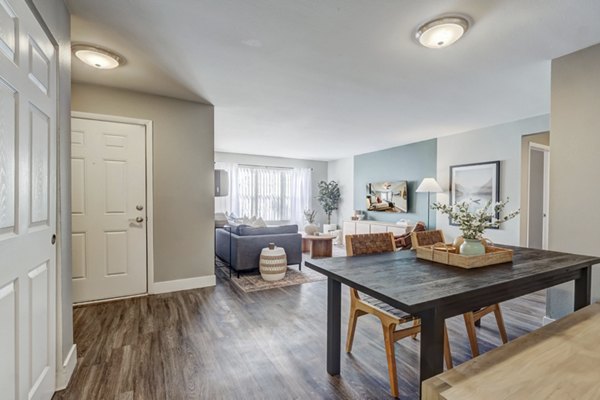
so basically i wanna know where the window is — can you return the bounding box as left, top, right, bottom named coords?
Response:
left=237, top=166, right=291, bottom=222
left=214, top=162, right=312, bottom=225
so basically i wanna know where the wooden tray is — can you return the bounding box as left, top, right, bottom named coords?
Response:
left=416, top=243, right=513, bottom=269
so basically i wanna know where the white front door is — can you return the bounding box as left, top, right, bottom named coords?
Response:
left=0, top=0, right=57, bottom=398
left=71, top=117, right=147, bottom=303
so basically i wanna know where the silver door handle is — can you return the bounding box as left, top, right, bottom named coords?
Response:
left=136, top=217, right=144, bottom=223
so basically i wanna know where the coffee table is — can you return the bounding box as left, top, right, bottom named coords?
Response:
left=302, top=234, right=335, bottom=258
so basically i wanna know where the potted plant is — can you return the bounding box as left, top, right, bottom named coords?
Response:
left=317, top=180, right=341, bottom=233
left=303, top=209, right=319, bottom=235
left=431, top=198, right=519, bottom=255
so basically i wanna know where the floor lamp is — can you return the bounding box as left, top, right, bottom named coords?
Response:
left=416, top=178, right=443, bottom=230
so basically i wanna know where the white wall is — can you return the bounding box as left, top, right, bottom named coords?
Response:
left=436, top=115, right=550, bottom=244
left=546, top=43, right=600, bottom=319
left=215, top=152, right=328, bottom=225
left=327, top=156, right=354, bottom=227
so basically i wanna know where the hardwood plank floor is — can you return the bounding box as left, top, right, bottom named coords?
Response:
left=55, top=268, right=546, bottom=400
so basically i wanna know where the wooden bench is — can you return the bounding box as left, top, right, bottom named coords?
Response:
left=422, top=302, right=600, bottom=400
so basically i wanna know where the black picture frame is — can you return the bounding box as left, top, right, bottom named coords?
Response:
left=449, top=161, right=501, bottom=227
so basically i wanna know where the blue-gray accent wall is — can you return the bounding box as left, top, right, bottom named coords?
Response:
left=354, top=139, right=437, bottom=226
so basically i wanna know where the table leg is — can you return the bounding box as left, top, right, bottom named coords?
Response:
left=574, top=266, right=592, bottom=311
left=419, top=308, right=445, bottom=393
left=327, top=277, right=341, bottom=375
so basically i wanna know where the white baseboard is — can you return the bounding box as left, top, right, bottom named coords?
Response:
left=542, top=316, right=556, bottom=326
left=151, top=275, right=216, bottom=294
left=55, top=344, right=77, bottom=391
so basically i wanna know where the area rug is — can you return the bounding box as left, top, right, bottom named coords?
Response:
left=216, top=259, right=326, bottom=293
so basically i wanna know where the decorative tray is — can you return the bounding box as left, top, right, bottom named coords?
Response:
left=415, top=243, right=513, bottom=269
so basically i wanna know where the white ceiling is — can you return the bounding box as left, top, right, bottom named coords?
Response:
left=66, top=0, right=600, bottom=161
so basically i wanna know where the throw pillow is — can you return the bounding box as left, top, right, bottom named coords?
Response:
left=253, top=217, right=267, bottom=227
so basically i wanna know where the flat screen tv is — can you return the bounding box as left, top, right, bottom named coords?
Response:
left=366, top=181, right=408, bottom=213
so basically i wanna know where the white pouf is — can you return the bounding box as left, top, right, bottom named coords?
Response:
left=259, top=246, right=287, bottom=281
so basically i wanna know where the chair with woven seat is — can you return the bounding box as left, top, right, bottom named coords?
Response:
left=394, top=221, right=426, bottom=250
left=411, top=229, right=509, bottom=357
left=345, top=232, right=453, bottom=398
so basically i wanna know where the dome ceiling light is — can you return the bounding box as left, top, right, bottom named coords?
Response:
left=72, top=44, right=124, bottom=69
left=415, top=16, right=470, bottom=49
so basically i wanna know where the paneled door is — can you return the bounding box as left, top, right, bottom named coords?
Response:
left=71, top=117, right=147, bottom=303
left=0, top=0, right=58, bottom=399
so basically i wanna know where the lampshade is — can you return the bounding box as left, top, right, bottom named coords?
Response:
left=416, top=178, right=443, bottom=193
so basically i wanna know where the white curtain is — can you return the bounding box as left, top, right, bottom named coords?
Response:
left=289, top=168, right=312, bottom=227
left=223, top=164, right=311, bottom=225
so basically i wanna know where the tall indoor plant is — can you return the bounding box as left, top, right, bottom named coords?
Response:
left=317, top=180, right=341, bottom=232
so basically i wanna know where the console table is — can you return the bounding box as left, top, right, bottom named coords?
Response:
left=343, top=220, right=412, bottom=238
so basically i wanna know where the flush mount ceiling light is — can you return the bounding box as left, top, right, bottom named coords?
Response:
left=72, top=44, right=124, bottom=69
left=415, top=16, right=469, bottom=49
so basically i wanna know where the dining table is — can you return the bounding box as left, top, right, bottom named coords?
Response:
left=304, top=245, right=599, bottom=397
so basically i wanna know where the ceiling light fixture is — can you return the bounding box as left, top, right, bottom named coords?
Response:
left=415, top=16, right=469, bottom=49
left=72, top=44, right=124, bottom=69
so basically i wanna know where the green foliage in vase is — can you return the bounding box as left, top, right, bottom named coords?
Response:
left=431, top=198, right=519, bottom=240
left=317, top=180, right=341, bottom=224
left=303, top=209, right=317, bottom=224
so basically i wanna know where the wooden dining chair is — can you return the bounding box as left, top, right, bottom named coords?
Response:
left=345, top=232, right=453, bottom=398
left=394, top=221, right=426, bottom=250
left=411, top=229, right=509, bottom=357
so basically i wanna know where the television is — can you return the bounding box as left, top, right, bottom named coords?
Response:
left=366, top=181, right=408, bottom=213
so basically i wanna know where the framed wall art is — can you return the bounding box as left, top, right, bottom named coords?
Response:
left=449, top=161, right=500, bottom=226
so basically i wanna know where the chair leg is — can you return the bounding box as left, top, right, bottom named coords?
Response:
left=345, top=308, right=364, bottom=353
left=463, top=311, right=480, bottom=357
left=443, top=325, right=453, bottom=369
left=411, top=319, right=419, bottom=339
left=382, top=322, right=399, bottom=398
left=493, top=304, right=509, bottom=344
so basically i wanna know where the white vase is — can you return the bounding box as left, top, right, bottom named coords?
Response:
left=323, top=223, right=337, bottom=234
left=304, top=223, right=318, bottom=235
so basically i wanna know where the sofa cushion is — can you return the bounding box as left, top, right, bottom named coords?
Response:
left=223, top=224, right=250, bottom=235
left=237, top=224, right=298, bottom=236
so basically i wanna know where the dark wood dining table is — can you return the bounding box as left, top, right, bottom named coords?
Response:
left=304, top=246, right=599, bottom=397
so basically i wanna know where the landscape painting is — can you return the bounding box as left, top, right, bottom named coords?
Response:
left=450, top=161, right=500, bottom=225
left=366, top=181, right=408, bottom=213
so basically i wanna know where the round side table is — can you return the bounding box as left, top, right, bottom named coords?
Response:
left=259, top=246, right=287, bottom=281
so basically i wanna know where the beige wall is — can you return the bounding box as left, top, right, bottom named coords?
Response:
left=547, top=43, right=600, bottom=319
left=31, top=0, right=73, bottom=369
left=519, top=132, right=550, bottom=246
left=72, top=83, right=215, bottom=283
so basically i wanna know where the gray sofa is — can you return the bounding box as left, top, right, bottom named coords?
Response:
left=216, top=224, right=302, bottom=276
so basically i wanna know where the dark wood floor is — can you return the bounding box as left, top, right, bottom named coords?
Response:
left=54, top=270, right=546, bottom=400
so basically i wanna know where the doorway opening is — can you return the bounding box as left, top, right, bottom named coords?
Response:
left=526, top=143, right=550, bottom=249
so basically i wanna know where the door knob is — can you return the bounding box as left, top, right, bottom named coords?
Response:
left=136, top=205, right=144, bottom=211
left=136, top=217, right=144, bottom=223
